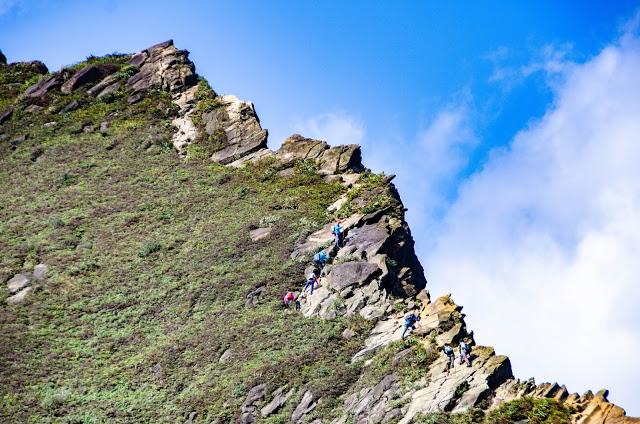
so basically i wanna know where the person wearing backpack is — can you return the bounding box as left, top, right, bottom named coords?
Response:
left=313, top=251, right=329, bottom=276
left=303, top=273, right=318, bottom=295
left=444, top=344, right=455, bottom=371
left=332, top=219, right=343, bottom=247
left=459, top=341, right=471, bottom=367
left=401, top=312, right=420, bottom=340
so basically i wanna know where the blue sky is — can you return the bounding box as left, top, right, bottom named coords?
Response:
left=2, top=0, right=640, bottom=415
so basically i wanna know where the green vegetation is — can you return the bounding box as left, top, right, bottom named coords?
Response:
left=0, top=54, right=578, bottom=424
left=0, top=56, right=364, bottom=423
left=414, top=397, right=575, bottom=424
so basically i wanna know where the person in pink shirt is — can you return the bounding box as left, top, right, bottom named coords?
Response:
left=284, top=292, right=296, bottom=309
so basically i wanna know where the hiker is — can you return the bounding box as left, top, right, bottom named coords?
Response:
left=313, top=251, right=329, bottom=275
left=401, top=312, right=420, bottom=340
left=303, top=273, right=318, bottom=295
left=444, top=344, right=455, bottom=371
left=459, top=340, right=471, bottom=367
left=283, top=292, right=296, bottom=309
left=332, top=219, right=343, bottom=247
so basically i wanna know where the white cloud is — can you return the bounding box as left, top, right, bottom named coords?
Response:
left=364, top=101, right=478, bottom=246
left=292, top=111, right=365, bottom=147
left=426, top=29, right=640, bottom=414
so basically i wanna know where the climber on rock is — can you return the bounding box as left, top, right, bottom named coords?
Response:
left=303, top=273, right=318, bottom=295
left=332, top=219, right=343, bottom=248
left=284, top=291, right=296, bottom=310
left=444, top=343, right=455, bottom=372
left=313, top=251, right=329, bottom=276
left=459, top=340, right=471, bottom=367
left=401, top=312, right=420, bottom=340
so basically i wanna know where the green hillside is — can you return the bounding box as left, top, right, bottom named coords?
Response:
left=0, top=54, right=373, bottom=422
left=2, top=43, right=635, bottom=424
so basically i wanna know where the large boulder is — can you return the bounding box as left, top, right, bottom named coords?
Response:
left=206, top=95, right=268, bottom=164
left=7, top=274, right=29, bottom=292
left=261, top=386, right=295, bottom=417
left=240, top=384, right=266, bottom=424
left=328, top=261, right=380, bottom=290
left=22, top=75, right=60, bottom=98
left=61, top=65, right=103, bottom=94
left=274, top=134, right=364, bottom=175
left=125, top=40, right=197, bottom=94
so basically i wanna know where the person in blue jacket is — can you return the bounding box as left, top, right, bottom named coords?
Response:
left=401, top=312, right=420, bottom=340
left=313, top=251, right=329, bottom=275
left=332, top=219, right=343, bottom=247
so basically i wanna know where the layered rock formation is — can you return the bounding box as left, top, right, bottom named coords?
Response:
left=4, top=40, right=638, bottom=424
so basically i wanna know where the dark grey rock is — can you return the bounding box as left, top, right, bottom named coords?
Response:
left=342, top=329, right=356, bottom=339
left=24, top=104, right=42, bottom=113
left=0, top=108, right=13, bottom=125
left=11, top=134, right=28, bottom=146
left=61, top=65, right=102, bottom=94
left=291, top=390, right=316, bottom=422
left=22, top=76, right=60, bottom=98
left=60, top=100, right=79, bottom=114
left=261, top=386, right=295, bottom=417
left=328, top=262, right=380, bottom=290
left=96, top=82, right=121, bottom=99
left=127, top=52, right=147, bottom=67
left=127, top=93, right=143, bottom=105
left=245, top=285, right=266, bottom=308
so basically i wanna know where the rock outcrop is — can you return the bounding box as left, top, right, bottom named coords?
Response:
left=125, top=40, right=197, bottom=94
left=4, top=264, right=48, bottom=304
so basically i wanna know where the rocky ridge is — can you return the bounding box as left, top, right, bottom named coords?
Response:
left=2, top=40, right=638, bottom=424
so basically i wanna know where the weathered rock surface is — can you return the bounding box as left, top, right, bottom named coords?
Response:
left=240, top=384, right=266, bottom=424
left=87, top=72, right=120, bottom=96
left=0, top=108, right=13, bottom=124
left=61, top=64, right=102, bottom=94
left=7, top=274, right=29, bottom=292
left=22, top=75, right=60, bottom=98
left=249, top=227, right=272, bottom=241
left=6, top=286, right=34, bottom=304
left=125, top=40, right=197, bottom=94
left=261, top=386, right=294, bottom=417
left=206, top=95, right=268, bottom=164
left=291, top=390, right=316, bottom=422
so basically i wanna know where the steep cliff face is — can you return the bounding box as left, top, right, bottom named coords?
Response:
left=0, top=41, right=637, bottom=424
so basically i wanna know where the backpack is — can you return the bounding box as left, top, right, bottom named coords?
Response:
left=444, top=345, right=453, bottom=355
left=460, top=342, right=467, bottom=352
left=313, top=253, right=321, bottom=262
left=405, top=313, right=416, bottom=322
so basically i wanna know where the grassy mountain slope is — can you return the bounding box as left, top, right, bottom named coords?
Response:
left=0, top=54, right=373, bottom=422
left=2, top=44, right=637, bottom=424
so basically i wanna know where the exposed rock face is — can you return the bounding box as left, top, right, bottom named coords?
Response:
left=7, top=274, right=29, bottom=292
left=205, top=95, right=268, bottom=164
left=261, top=386, right=294, bottom=418
left=60, top=64, right=103, bottom=94
left=125, top=40, right=197, bottom=94
left=240, top=384, right=266, bottom=424
left=291, top=391, right=316, bottom=422
left=21, top=75, right=60, bottom=98
left=0, top=108, right=13, bottom=124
